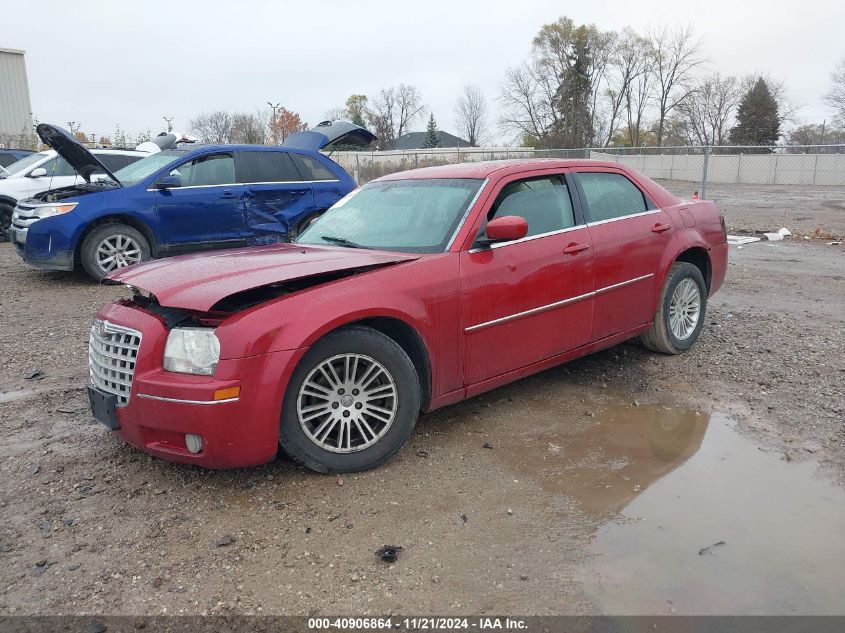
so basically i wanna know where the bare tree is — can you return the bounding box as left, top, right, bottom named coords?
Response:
left=677, top=73, right=740, bottom=145
left=586, top=28, right=616, bottom=146
left=623, top=49, right=655, bottom=147
left=323, top=107, right=347, bottom=121
left=500, top=16, right=613, bottom=147
left=395, top=84, right=425, bottom=138
left=366, top=85, right=425, bottom=148
left=825, top=58, right=845, bottom=125
left=189, top=111, right=234, bottom=143
left=367, top=87, right=398, bottom=149
left=648, top=25, right=705, bottom=146
left=498, top=62, right=556, bottom=145
left=454, top=85, right=489, bottom=146
left=603, top=28, right=649, bottom=146
left=230, top=111, right=268, bottom=144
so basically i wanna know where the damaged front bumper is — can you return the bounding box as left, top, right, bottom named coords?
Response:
left=91, top=301, right=306, bottom=468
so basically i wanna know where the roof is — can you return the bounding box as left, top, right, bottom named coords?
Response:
left=158, top=143, right=321, bottom=154
left=374, top=159, right=681, bottom=207
left=376, top=159, right=627, bottom=181
left=392, top=130, right=471, bottom=150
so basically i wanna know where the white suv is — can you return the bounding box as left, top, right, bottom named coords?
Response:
left=0, top=148, right=147, bottom=240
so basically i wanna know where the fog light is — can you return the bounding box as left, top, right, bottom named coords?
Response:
left=185, top=434, right=203, bottom=454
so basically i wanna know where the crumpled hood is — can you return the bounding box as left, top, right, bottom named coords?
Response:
left=107, top=243, right=418, bottom=312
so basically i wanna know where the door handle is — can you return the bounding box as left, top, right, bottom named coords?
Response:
left=219, top=191, right=237, bottom=199
left=651, top=223, right=672, bottom=234
left=563, top=242, right=590, bottom=255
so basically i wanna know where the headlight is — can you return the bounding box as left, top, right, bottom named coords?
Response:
left=30, top=202, right=78, bottom=219
left=163, top=328, right=220, bottom=375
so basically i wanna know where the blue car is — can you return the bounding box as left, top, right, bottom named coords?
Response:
left=10, top=122, right=374, bottom=280
left=0, top=148, right=35, bottom=168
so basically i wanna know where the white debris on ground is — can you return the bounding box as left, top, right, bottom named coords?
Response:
left=727, top=235, right=761, bottom=245
left=728, top=228, right=792, bottom=246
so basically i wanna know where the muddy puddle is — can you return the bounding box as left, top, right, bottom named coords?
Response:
left=479, top=401, right=845, bottom=614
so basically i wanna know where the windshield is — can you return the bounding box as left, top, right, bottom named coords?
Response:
left=2, top=152, right=49, bottom=177
left=296, top=178, right=483, bottom=253
left=112, top=149, right=186, bottom=186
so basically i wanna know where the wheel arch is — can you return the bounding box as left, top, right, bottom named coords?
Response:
left=296, top=315, right=432, bottom=412
left=0, top=195, right=18, bottom=207
left=75, top=214, right=159, bottom=262
left=674, top=246, right=712, bottom=292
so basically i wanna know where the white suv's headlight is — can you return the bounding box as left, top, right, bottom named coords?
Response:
left=163, top=328, right=220, bottom=376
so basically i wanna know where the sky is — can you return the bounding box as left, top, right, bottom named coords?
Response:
left=3, top=0, right=843, bottom=143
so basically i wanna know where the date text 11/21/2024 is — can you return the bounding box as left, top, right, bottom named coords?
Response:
left=307, top=617, right=528, bottom=630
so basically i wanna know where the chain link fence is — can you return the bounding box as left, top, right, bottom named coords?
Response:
left=330, top=145, right=845, bottom=193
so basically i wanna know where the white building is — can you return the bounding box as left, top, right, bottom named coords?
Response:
left=0, top=47, right=33, bottom=145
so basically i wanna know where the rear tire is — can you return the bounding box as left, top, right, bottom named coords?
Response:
left=0, top=202, right=13, bottom=243
left=641, top=262, right=707, bottom=355
left=80, top=223, right=151, bottom=281
left=279, top=325, right=421, bottom=473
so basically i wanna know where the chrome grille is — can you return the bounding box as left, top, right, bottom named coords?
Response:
left=88, top=319, right=142, bottom=407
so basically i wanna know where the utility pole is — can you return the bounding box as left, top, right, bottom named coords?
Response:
left=163, top=116, right=174, bottom=133
left=267, top=102, right=281, bottom=144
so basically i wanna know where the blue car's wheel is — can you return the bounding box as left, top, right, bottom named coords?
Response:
left=80, top=223, right=151, bottom=281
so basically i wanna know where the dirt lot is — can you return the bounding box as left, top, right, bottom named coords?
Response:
left=662, top=181, right=845, bottom=239
left=0, top=231, right=843, bottom=616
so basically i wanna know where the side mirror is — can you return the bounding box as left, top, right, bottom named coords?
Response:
left=155, top=174, right=182, bottom=189
left=480, top=215, right=528, bottom=246
left=28, top=167, right=47, bottom=178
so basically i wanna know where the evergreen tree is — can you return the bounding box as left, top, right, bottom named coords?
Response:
left=551, top=25, right=594, bottom=148
left=729, top=78, right=781, bottom=148
left=422, top=114, right=439, bottom=148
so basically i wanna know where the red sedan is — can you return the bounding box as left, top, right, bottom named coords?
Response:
left=88, top=160, right=728, bottom=471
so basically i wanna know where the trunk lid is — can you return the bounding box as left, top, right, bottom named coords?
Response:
left=282, top=120, right=377, bottom=151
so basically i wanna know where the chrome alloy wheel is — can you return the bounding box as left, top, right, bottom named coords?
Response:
left=96, top=234, right=142, bottom=273
left=297, top=353, right=398, bottom=453
left=668, top=278, right=701, bottom=341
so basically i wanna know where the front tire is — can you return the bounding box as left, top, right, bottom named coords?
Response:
left=641, top=262, right=707, bottom=354
left=279, top=325, right=421, bottom=473
left=80, top=223, right=151, bottom=281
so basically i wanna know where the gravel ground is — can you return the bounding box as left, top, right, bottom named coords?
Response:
left=661, top=181, right=845, bottom=239
left=0, top=237, right=843, bottom=616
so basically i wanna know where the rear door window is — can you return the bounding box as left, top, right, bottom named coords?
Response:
left=170, top=153, right=235, bottom=187
left=576, top=172, right=648, bottom=222
left=235, top=151, right=303, bottom=183
left=39, top=156, right=77, bottom=177
left=290, top=154, right=338, bottom=181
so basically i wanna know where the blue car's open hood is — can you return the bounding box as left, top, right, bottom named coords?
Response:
left=36, top=123, right=121, bottom=185
left=283, top=120, right=377, bottom=151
